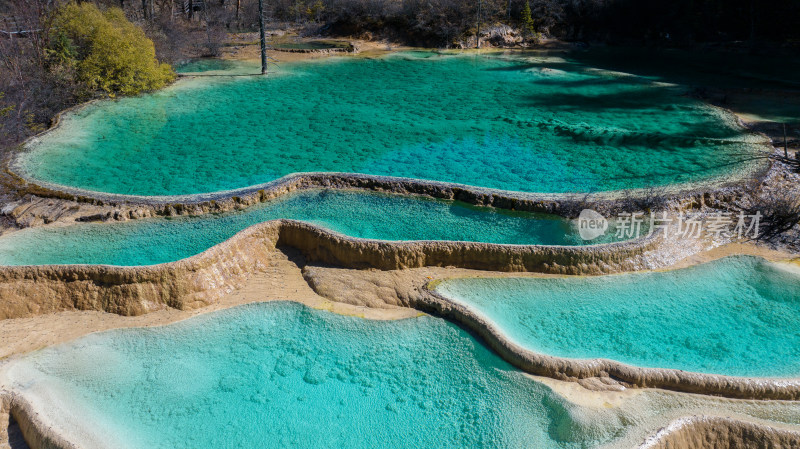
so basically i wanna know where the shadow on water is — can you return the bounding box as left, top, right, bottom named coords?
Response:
left=568, top=47, right=800, bottom=89
left=524, top=87, right=678, bottom=112
left=565, top=46, right=800, bottom=124
left=504, top=65, right=772, bottom=181
left=521, top=87, right=753, bottom=140
left=529, top=76, right=642, bottom=88
left=490, top=47, right=800, bottom=127
left=481, top=55, right=773, bottom=182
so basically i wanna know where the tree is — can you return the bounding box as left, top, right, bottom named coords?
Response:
left=307, top=0, right=325, bottom=22
left=50, top=3, right=175, bottom=96
left=258, top=0, right=267, bottom=74
left=0, top=93, right=13, bottom=136
left=520, top=0, right=535, bottom=37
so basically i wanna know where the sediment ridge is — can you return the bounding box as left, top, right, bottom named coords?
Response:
left=639, top=416, right=800, bottom=448
left=1, top=391, right=80, bottom=449
left=420, top=283, right=800, bottom=401
left=0, top=219, right=659, bottom=319
left=2, top=165, right=760, bottom=229
left=300, top=262, right=800, bottom=400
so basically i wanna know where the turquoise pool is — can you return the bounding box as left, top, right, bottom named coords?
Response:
left=0, top=301, right=720, bottom=449
left=0, top=189, right=628, bottom=266
left=434, top=256, right=800, bottom=377
left=19, top=51, right=767, bottom=196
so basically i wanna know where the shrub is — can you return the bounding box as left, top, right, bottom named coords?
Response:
left=50, top=3, right=175, bottom=96
left=0, top=92, right=14, bottom=137
left=0, top=93, right=13, bottom=120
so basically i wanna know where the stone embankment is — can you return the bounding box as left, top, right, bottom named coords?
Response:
left=0, top=219, right=658, bottom=320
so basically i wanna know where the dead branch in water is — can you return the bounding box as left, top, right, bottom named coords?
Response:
left=618, top=185, right=670, bottom=214
left=746, top=186, right=800, bottom=242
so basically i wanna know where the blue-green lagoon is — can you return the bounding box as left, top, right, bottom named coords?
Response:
left=7, top=301, right=800, bottom=449
left=434, top=256, right=800, bottom=378
left=19, top=51, right=768, bottom=196
left=0, top=302, right=638, bottom=449
left=0, top=189, right=627, bottom=266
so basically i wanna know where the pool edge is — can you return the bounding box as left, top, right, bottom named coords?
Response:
left=421, top=266, right=800, bottom=400
left=0, top=218, right=660, bottom=319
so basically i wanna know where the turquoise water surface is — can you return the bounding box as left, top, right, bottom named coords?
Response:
left=0, top=189, right=626, bottom=266
left=20, top=51, right=767, bottom=196
left=434, top=256, right=800, bottom=377
left=3, top=302, right=647, bottom=449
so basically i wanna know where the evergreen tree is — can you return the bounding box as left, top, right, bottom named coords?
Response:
left=520, top=1, right=535, bottom=37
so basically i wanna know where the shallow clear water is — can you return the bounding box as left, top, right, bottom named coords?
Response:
left=0, top=189, right=627, bottom=266
left=2, top=302, right=646, bottom=449
left=175, top=58, right=243, bottom=73
left=434, top=256, right=800, bottom=377
left=21, top=52, right=767, bottom=196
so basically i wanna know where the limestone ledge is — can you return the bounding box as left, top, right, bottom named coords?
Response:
left=301, top=263, right=800, bottom=401
left=638, top=416, right=800, bottom=448
left=0, top=222, right=279, bottom=319
left=2, top=169, right=756, bottom=229
left=1, top=391, right=79, bottom=449
left=271, top=43, right=357, bottom=54
left=422, top=283, right=800, bottom=401
left=0, top=219, right=659, bottom=320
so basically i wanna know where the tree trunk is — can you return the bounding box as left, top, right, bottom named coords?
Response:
left=258, top=0, right=267, bottom=74
left=476, top=0, right=482, bottom=49
left=142, top=0, right=148, bottom=19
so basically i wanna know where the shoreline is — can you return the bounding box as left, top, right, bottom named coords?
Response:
left=1, top=244, right=800, bottom=449
left=419, top=256, right=800, bottom=400
left=0, top=246, right=418, bottom=360
left=0, top=240, right=792, bottom=359
left=4, top=48, right=774, bottom=224
left=0, top=216, right=666, bottom=321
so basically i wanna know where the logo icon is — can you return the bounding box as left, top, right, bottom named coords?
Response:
left=577, top=209, right=608, bottom=241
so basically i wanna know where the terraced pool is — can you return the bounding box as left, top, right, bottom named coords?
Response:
left=434, top=256, right=800, bottom=377
left=7, top=301, right=800, bottom=449
left=0, top=189, right=628, bottom=266
left=18, top=51, right=768, bottom=196
left=0, top=302, right=621, bottom=448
